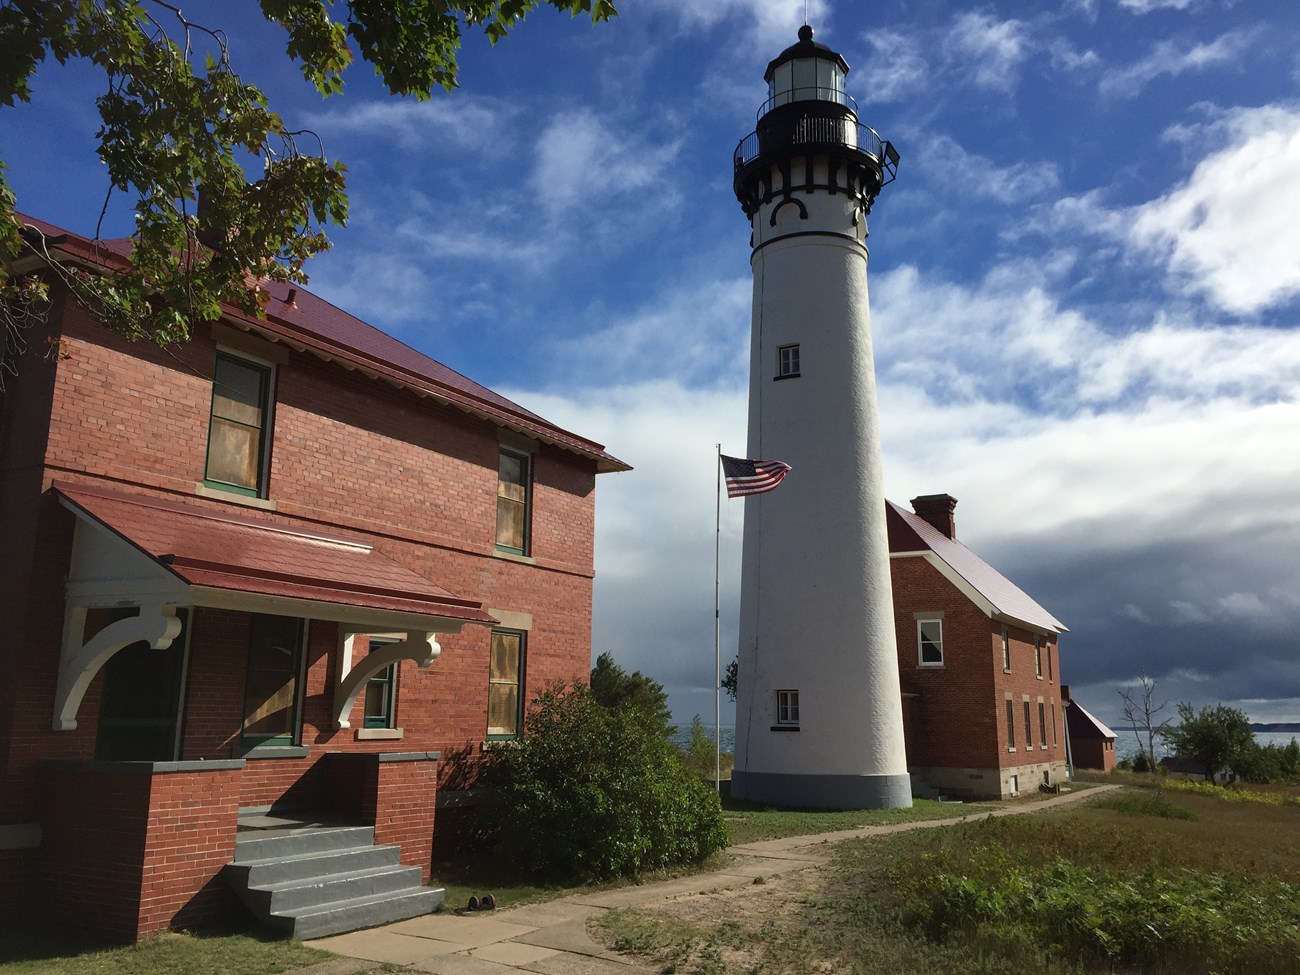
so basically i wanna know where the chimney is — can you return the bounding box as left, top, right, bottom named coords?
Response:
left=910, top=494, right=957, bottom=539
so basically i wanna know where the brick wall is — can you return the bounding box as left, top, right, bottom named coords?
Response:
left=328, top=753, right=439, bottom=881
left=891, top=554, right=1065, bottom=784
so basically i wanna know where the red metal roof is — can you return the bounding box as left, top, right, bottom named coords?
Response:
left=15, top=214, right=629, bottom=473
left=54, top=481, right=497, bottom=626
left=886, top=500, right=1067, bottom=634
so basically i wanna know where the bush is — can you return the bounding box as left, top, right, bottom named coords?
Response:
left=476, top=683, right=727, bottom=881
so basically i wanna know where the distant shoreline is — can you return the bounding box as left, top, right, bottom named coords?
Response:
left=1250, top=723, right=1300, bottom=733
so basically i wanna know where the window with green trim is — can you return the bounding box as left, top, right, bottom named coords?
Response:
left=240, top=614, right=304, bottom=746
left=363, top=638, right=398, bottom=729
left=487, top=629, right=525, bottom=739
left=495, top=449, right=531, bottom=554
left=205, top=351, right=273, bottom=497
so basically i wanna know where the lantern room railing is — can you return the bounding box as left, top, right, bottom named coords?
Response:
left=757, top=87, right=857, bottom=121
left=733, top=120, right=898, bottom=187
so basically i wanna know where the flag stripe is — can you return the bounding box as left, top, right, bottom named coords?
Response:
left=721, top=455, right=792, bottom=498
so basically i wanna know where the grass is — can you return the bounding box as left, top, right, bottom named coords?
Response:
left=721, top=793, right=1007, bottom=845
left=596, top=782, right=1300, bottom=975
left=0, top=930, right=331, bottom=975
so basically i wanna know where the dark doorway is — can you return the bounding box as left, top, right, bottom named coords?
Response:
left=95, top=608, right=190, bottom=761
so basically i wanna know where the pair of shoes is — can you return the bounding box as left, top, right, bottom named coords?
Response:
left=466, top=894, right=496, bottom=911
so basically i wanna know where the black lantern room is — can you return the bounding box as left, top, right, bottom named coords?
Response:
left=733, top=26, right=898, bottom=219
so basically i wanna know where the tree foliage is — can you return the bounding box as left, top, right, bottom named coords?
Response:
left=1162, top=702, right=1256, bottom=781
left=589, top=650, right=674, bottom=737
left=476, top=683, right=727, bottom=881
left=721, top=656, right=737, bottom=703
left=0, top=0, right=618, bottom=371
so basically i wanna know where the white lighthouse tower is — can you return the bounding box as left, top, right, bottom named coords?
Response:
left=730, top=25, right=911, bottom=809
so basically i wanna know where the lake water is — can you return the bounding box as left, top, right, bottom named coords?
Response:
left=674, top=724, right=1297, bottom=763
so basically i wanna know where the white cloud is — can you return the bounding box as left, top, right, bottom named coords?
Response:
left=860, top=29, right=929, bottom=103
left=920, top=135, right=1060, bottom=203
left=530, top=109, right=683, bottom=220
left=306, top=96, right=516, bottom=153
left=1099, top=31, right=1254, bottom=97
left=649, top=0, right=831, bottom=51
left=943, top=12, right=1030, bottom=92
left=1128, top=104, right=1300, bottom=315
left=1116, top=0, right=1196, bottom=12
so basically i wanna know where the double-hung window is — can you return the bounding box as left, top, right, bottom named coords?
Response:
left=241, top=614, right=304, bottom=747
left=1038, top=702, right=1047, bottom=748
left=918, top=619, right=943, bottom=667
left=488, top=629, right=525, bottom=739
left=496, top=449, right=531, bottom=555
left=776, top=344, right=800, bottom=379
left=776, top=689, right=800, bottom=726
left=1035, top=636, right=1043, bottom=679
left=1001, top=626, right=1011, bottom=672
left=1023, top=700, right=1033, bottom=748
left=206, top=351, right=273, bottom=497
left=1006, top=699, right=1015, bottom=750
left=364, top=638, right=398, bottom=730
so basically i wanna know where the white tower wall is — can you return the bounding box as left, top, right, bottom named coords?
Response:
left=731, top=143, right=911, bottom=806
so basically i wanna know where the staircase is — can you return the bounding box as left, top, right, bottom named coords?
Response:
left=225, top=816, right=443, bottom=940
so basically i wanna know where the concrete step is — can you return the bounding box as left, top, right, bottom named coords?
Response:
left=246, top=864, right=427, bottom=915
left=233, top=826, right=376, bottom=863
left=271, top=886, right=445, bottom=940
left=227, top=844, right=402, bottom=888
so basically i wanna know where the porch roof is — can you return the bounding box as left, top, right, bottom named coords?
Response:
left=53, top=480, right=497, bottom=626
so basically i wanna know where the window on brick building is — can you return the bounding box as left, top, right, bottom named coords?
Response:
left=363, top=638, right=398, bottom=729
left=1047, top=642, right=1053, bottom=681
left=1001, top=625, right=1011, bottom=672
left=241, top=614, right=305, bottom=746
left=1038, top=702, right=1047, bottom=748
left=1024, top=699, right=1033, bottom=748
left=488, top=629, right=525, bottom=739
left=776, top=344, right=800, bottom=379
left=1052, top=702, right=1058, bottom=745
left=496, top=449, right=532, bottom=555
left=1006, top=699, right=1015, bottom=750
left=206, top=351, right=274, bottom=498
left=1035, top=636, right=1043, bottom=679
left=96, top=607, right=190, bottom=762
left=776, top=689, right=800, bottom=726
left=917, top=619, right=943, bottom=667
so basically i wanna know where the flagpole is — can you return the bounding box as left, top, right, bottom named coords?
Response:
left=714, top=444, right=722, bottom=794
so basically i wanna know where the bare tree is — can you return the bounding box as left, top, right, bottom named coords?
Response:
left=1118, top=673, right=1169, bottom=771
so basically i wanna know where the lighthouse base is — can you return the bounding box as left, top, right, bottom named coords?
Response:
left=731, top=770, right=913, bottom=811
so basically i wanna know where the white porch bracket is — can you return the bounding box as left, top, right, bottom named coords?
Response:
left=333, top=631, right=441, bottom=730
left=53, top=603, right=182, bottom=731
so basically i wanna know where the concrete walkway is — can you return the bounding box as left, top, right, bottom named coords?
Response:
left=304, top=785, right=1116, bottom=975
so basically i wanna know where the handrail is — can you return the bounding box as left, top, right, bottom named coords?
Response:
left=733, top=122, right=891, bottom=175
left=756, top=87, right=858, bottom=122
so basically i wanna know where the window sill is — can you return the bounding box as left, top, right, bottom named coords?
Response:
left=919, top=662, right=945, bottom=669
left=772, top=373, right=801, bottom=381
left=1003, top=668, right=1012, bottom=674
left=233, top=744, right=309, bottom=759
left=770, top=725, right=800, bottom=732
left=492, top=549, right=536, bottom=565
left=195, top=483, right=278, bottom=511
left=356, top=727, right=404, bottom=741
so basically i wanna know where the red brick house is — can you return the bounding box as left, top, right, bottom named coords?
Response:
left=888, top=494, right=1069, bottom=799
left=0, top=216, right=627, bottom=941
left=1062, top=685, right=1118, bottom=772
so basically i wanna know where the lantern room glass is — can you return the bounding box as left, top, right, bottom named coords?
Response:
left=767, top=57, right=846, bottom=108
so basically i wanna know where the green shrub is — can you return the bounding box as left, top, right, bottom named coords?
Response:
left=476, top=683, right=727, bottom=881
left=1097, top=792, right=1200, bottom=820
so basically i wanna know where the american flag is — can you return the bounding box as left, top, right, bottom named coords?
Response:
left=721, top=455, right=792, bottom=498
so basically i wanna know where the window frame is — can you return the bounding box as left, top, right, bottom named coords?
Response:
left=775, top=689, right=800, bottom=726
left=1005, top=698, right=1015, bottom=750
left=1034, top=635, right=1043, bottom=679
left=495, top=448, right=533, bottom=556
left=239, top=614, right=306, bottom=748
left=1001, top=625, right=1011, bottom=672
left=776, top=343, right=801, bottom=380
left=362, top=637, right=399, bottom=730
left=917, top=618, right=944, bottom=668
left=1023, top=699, right=1033, bottom=749
left=1038, top=701, right=1047, bottom=749
left=204, top=350, right=275, bottom=499
left=487, top=628, right=526, bottom=741
left=1046, top=641, right=1053, bottom=681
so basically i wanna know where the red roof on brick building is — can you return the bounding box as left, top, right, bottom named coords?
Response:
left=16, top=214, right=629, bottom=473
left=887, top=500, right=1067, bottom=634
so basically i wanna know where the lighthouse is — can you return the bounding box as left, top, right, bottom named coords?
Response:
left=730, top=25, right=911, bottom=809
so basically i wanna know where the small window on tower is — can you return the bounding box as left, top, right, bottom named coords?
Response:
left=776, top=344, right=800, bottom=379
left=775, top=689, right=800, bottom=727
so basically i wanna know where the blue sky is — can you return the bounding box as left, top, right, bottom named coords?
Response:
left=6, top=0, right=1300, bottom=730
